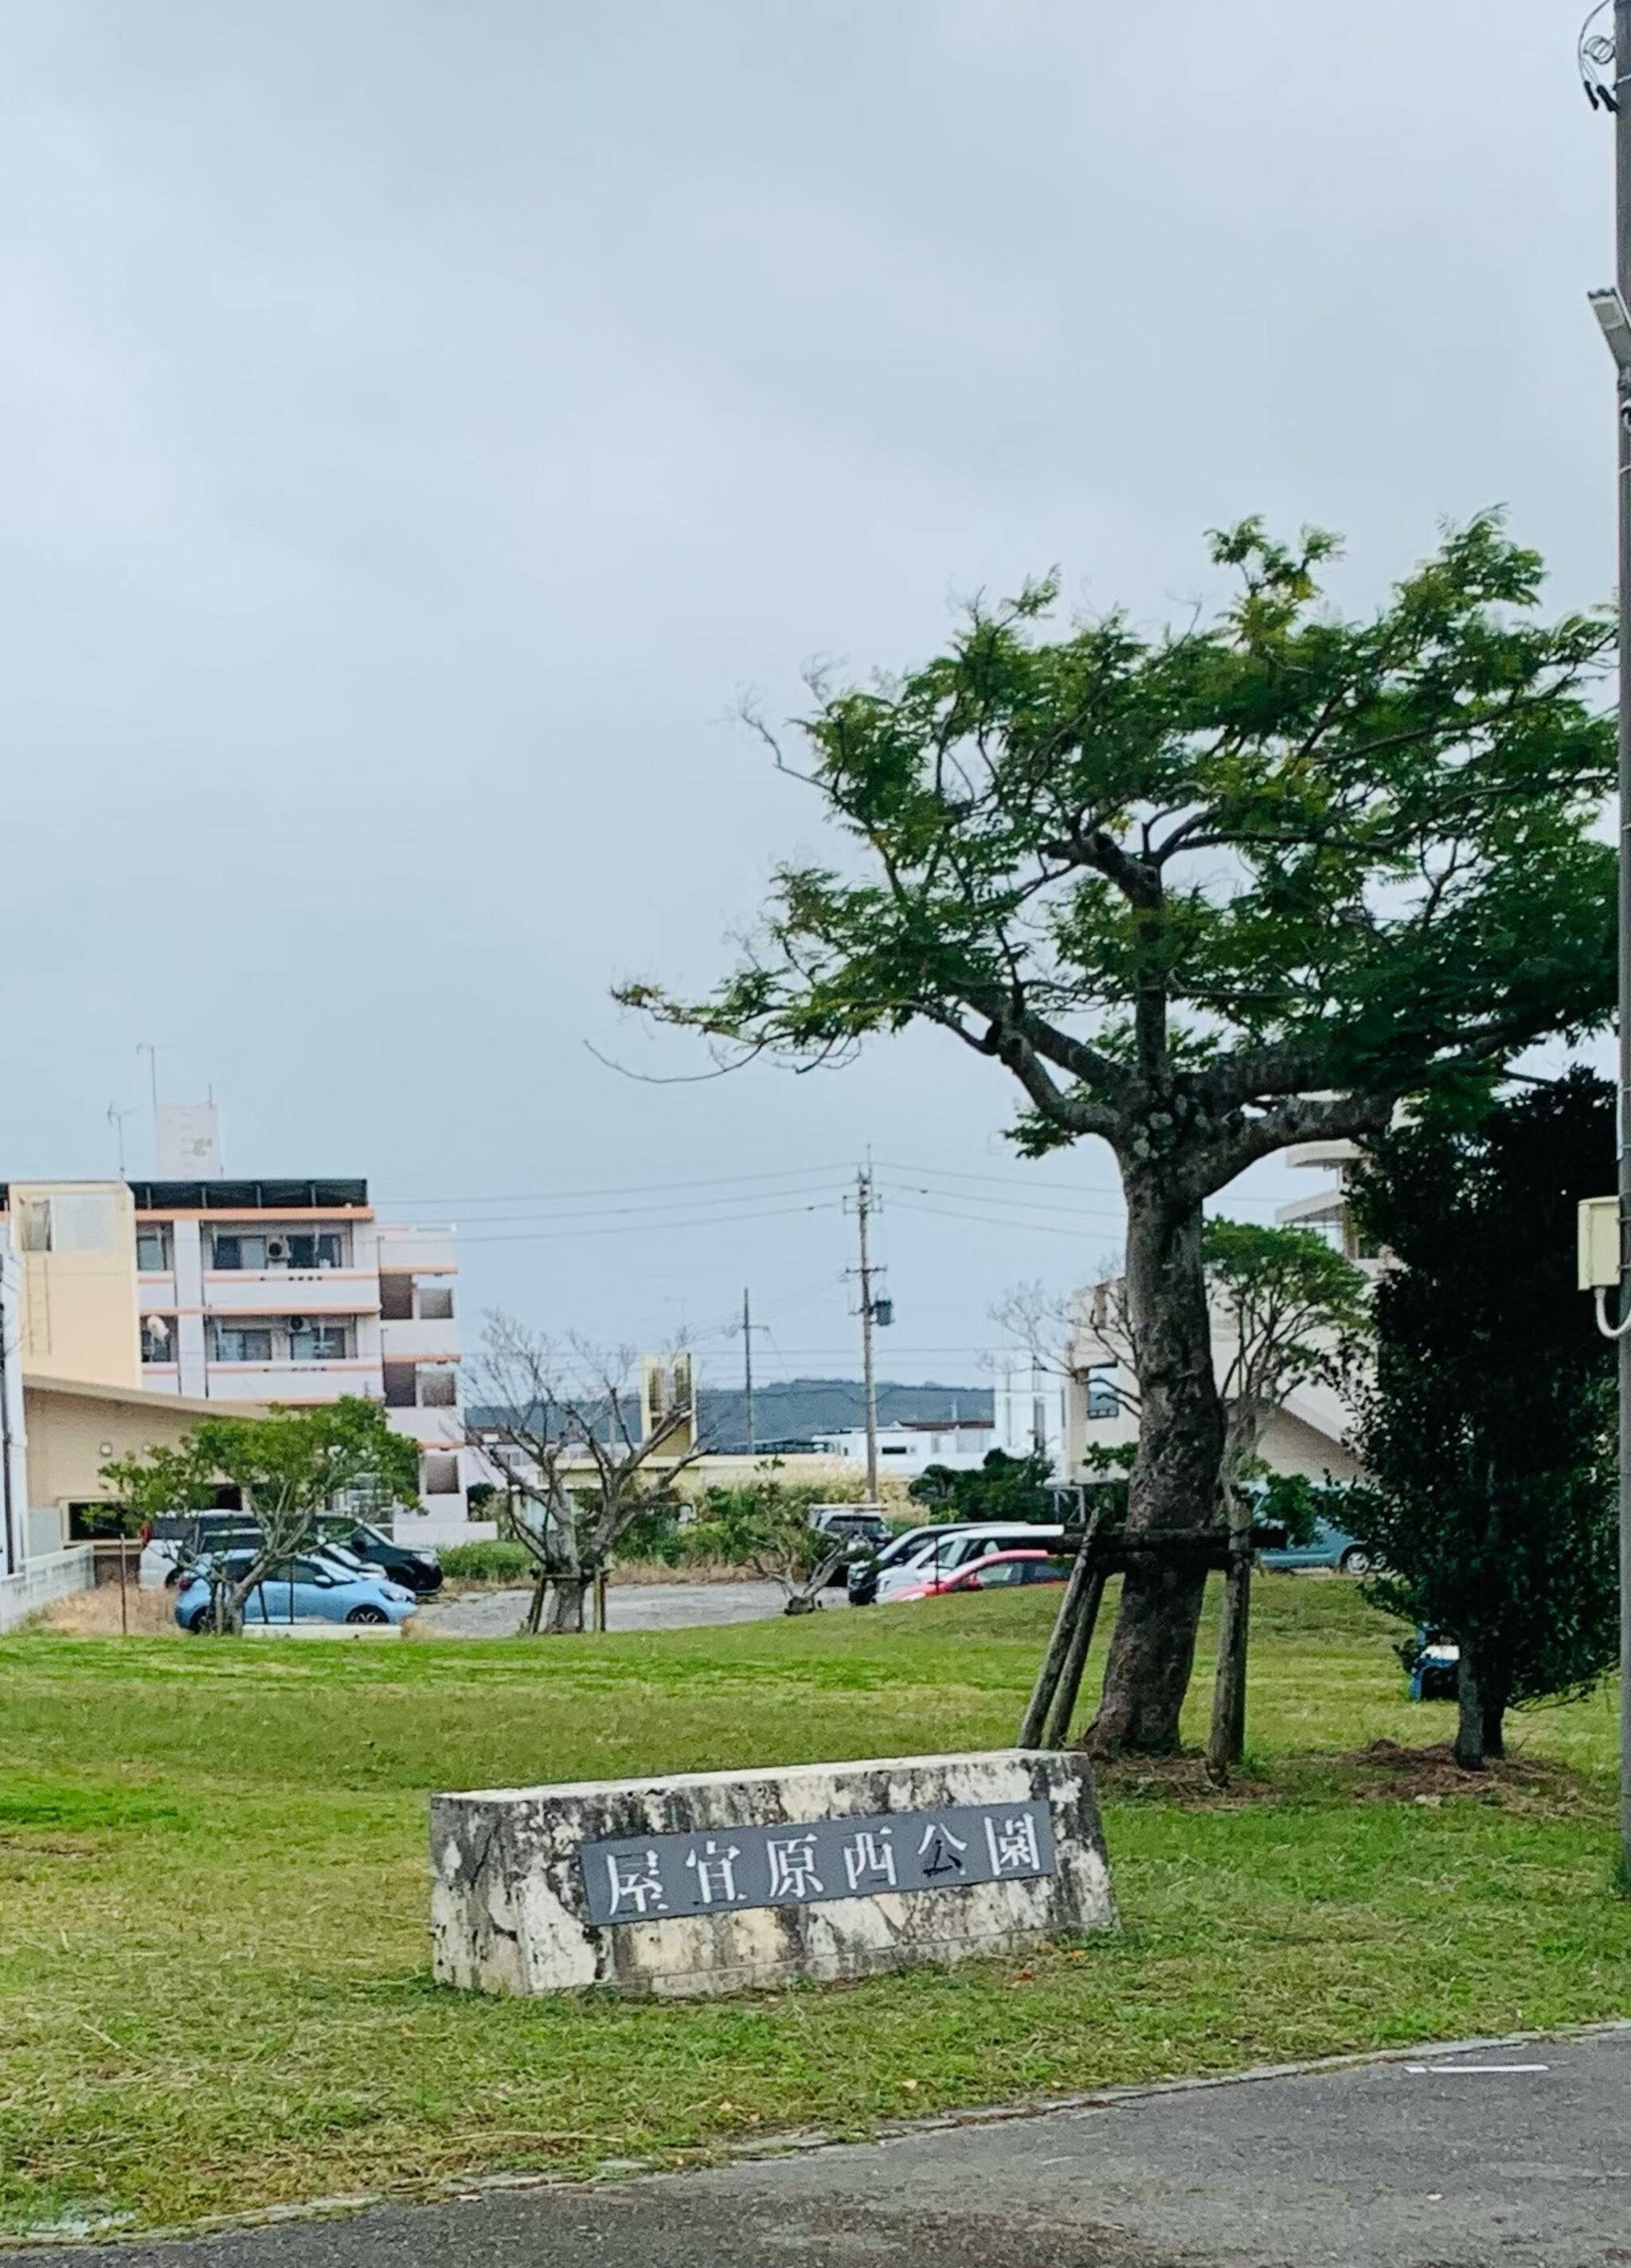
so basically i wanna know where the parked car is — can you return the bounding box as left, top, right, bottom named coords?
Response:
left=173, top=1550, right=420, bottom=1632
left=142, top=1513, right=440, bottom=1594
left=1257, top=1519, right=1381, bottom=1576
left=890, top=1548, right=1073, bottom=1603
left=312, top=1517, right=442, bottom=1594
left=851, top=1521, right=1068, bottom=1604
left=139, top=1511, right=259, bottom=1588
left=806, top=1506, right=892, bottom=1585
left=1409, top=1631, right=1461, bottom=1702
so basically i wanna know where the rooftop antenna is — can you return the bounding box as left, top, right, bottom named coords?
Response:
left=106, top=1104, right=135, bottom=1179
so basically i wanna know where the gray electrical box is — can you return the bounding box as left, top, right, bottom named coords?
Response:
left=1578, top=1196, right=1619, bottom=1291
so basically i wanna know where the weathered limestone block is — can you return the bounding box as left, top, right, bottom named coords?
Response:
left=431, top=1749, right=1114, bottom=1998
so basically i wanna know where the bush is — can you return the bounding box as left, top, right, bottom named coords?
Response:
left=437, top=1539, right=534, bottom=1582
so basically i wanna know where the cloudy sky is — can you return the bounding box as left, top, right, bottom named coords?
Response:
left=0, top=0, right=1613, bottom=1388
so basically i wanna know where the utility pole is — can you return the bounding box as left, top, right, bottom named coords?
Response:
left=847, top=1166, right=885, bottom=1504
left=1586, top=0, right=1631, bottom=1885
left=0, top=1272, right=16, bottom=1579
left=741, top=1287, right=756, bottom=1459
left=1617, top=0, right=1631, bottom=1892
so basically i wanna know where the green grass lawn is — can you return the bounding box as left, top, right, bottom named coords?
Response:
left=1, top=1578, right=1626, bottom=2239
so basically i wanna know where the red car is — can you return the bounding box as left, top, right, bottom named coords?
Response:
left=890, top=1548, right=1072, bottom=1603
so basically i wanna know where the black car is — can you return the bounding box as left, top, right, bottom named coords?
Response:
left=313, top=1518, right=443, bottom=1595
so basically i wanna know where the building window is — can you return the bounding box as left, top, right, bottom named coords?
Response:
left=285, top=1232, right=343, bottom=1269
left=419, top=1369, right=457, bottom=1408
left=16, top=1200, right=52, bottom=1252
left=421, top=1452, right=460, bottom=1497
left=141, top=1315, right=174, bottom=1364
left=1085, top=1365, right=1121, bottom=1421
left=289, top=1321, right=348, bottom=1361
left=136, top=1228, right=171, bottom=1272
left=383, top=1362, right=417, bottom=1409
left=213, top=1324, right=274, bottom=1363
left=417, top=1286, right=454, bottom=1322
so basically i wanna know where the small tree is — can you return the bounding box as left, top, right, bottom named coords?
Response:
left=1347, top=1071, right=1619, bottom=1769
left=909, top=1447, right=1055, bottom=1525
left=617, top=518, right=1613, bottom=1751
left=101, top=1399, right=420, bottom=1634
left=692, top=1475, right=853, bottom=1613
left=468, top=1315, right=706, bottom=1632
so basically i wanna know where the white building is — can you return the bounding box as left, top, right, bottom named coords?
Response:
left=127, top=1177, right=482, bottom=1539
left=812, top=1420, right=996, bottom=1477
left=991, top=1357, right=1070, bottom=1475
left=1063, top=1147, right=1368, bottom=1488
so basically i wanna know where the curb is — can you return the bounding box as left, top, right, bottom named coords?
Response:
left=9, top=2016, right=1630, bottom=2253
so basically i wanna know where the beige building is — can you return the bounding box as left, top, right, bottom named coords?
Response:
left=20, top=1375, right=264, bottom=1557
left=5, top=1181, right=143, bottom=1389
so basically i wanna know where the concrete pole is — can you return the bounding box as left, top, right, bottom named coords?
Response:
left=855, top=1169, right=880, bottom=1504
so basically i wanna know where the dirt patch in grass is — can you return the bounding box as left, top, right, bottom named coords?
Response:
left=1340, top=1737, right=1598, bottom=1818
left=1089, top=1739, right=1602, bottom=1822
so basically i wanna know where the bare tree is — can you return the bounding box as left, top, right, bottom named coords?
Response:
left=467, top=1315, right=706, bottom=1633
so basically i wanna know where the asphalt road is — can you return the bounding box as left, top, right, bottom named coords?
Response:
left=35, top=2027, right=1631, bottom=2266
left=420, top=1580, right=851, bottom=1637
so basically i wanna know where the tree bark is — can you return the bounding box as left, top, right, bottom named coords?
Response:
left=1085, top=1173, right=1224, bottom=1756
left=1454, top=1641, right=1486, bottom=1771
left=543, top=1575, right=588, bottom=1633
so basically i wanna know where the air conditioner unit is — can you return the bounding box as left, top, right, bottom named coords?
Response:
left=286, top=1316, right=309, bottom=1334
left=267, top=1239, right=288, bottom=1262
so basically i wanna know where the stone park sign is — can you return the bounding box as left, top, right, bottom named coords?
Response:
left=432, top=1749, right=1115, bottom=1997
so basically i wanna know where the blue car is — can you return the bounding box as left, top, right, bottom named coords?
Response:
left=174, top=1549, right=420, bottom=1632
left=1257, top=1519, right=1379, bottom=1576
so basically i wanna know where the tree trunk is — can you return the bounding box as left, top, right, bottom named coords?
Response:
left=543, top=1575, right=587, bottom=1633
left=1085, top=1175, right=1224, bottom=1757
left=1453, top=1640, right=1486, bottom=1771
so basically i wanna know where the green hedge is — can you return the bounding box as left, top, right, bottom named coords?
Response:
left=436, top=1539, right=534, bottom=1581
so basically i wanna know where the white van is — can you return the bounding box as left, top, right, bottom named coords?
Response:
left=857, top=1522, right=1067, bottom=1604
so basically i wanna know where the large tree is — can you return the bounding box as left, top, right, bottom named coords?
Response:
left=1346, top=1072, right=1619, bottom=1770
left=619, top=517, right=1613, bottom=1752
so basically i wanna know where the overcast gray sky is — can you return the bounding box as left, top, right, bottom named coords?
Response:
left=0, top=0, right=1613, bottom=1386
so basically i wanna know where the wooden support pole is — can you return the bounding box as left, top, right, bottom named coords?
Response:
left=1206, top=1537, right=1252, bottom=1784
left=1018, top=1510, right=1102, bottom=1747
left=1042, top=1567, right=1107, bottom=1749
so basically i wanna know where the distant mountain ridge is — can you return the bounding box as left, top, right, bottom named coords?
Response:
left=467, top=1375, right=992, bottom=1454
left=698, top=1376, right=992, bottom=1454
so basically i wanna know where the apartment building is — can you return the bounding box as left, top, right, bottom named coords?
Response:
left=0, top=1175, right=483, bottom=1537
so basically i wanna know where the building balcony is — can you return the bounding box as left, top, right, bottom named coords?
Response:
left=203, top=1360, right=384, bottom=1404
left=385, top=1404, right=464, bottom=1449
left=138, top=1273, right=178, bottom=1312
left=377, top=1226, right=456, bottom=1275
left=204, top=1270, right=378, bottom=1316
left=380, top=1317, right=461, bottom=1362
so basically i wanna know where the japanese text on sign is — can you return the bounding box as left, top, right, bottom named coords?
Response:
left=579, top=1800, right=1054, bottom=1925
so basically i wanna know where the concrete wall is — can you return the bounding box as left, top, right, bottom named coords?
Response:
left=0, top=1544, right=94, bottom=1631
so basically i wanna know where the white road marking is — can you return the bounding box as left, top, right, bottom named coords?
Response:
left=1404, top=2062, right=1551, bottom=2075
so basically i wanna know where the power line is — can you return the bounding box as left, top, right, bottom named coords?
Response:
left=377, top=1162, right=851, bottom=1210
left=456, top=1197, right=843, bottom=1245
